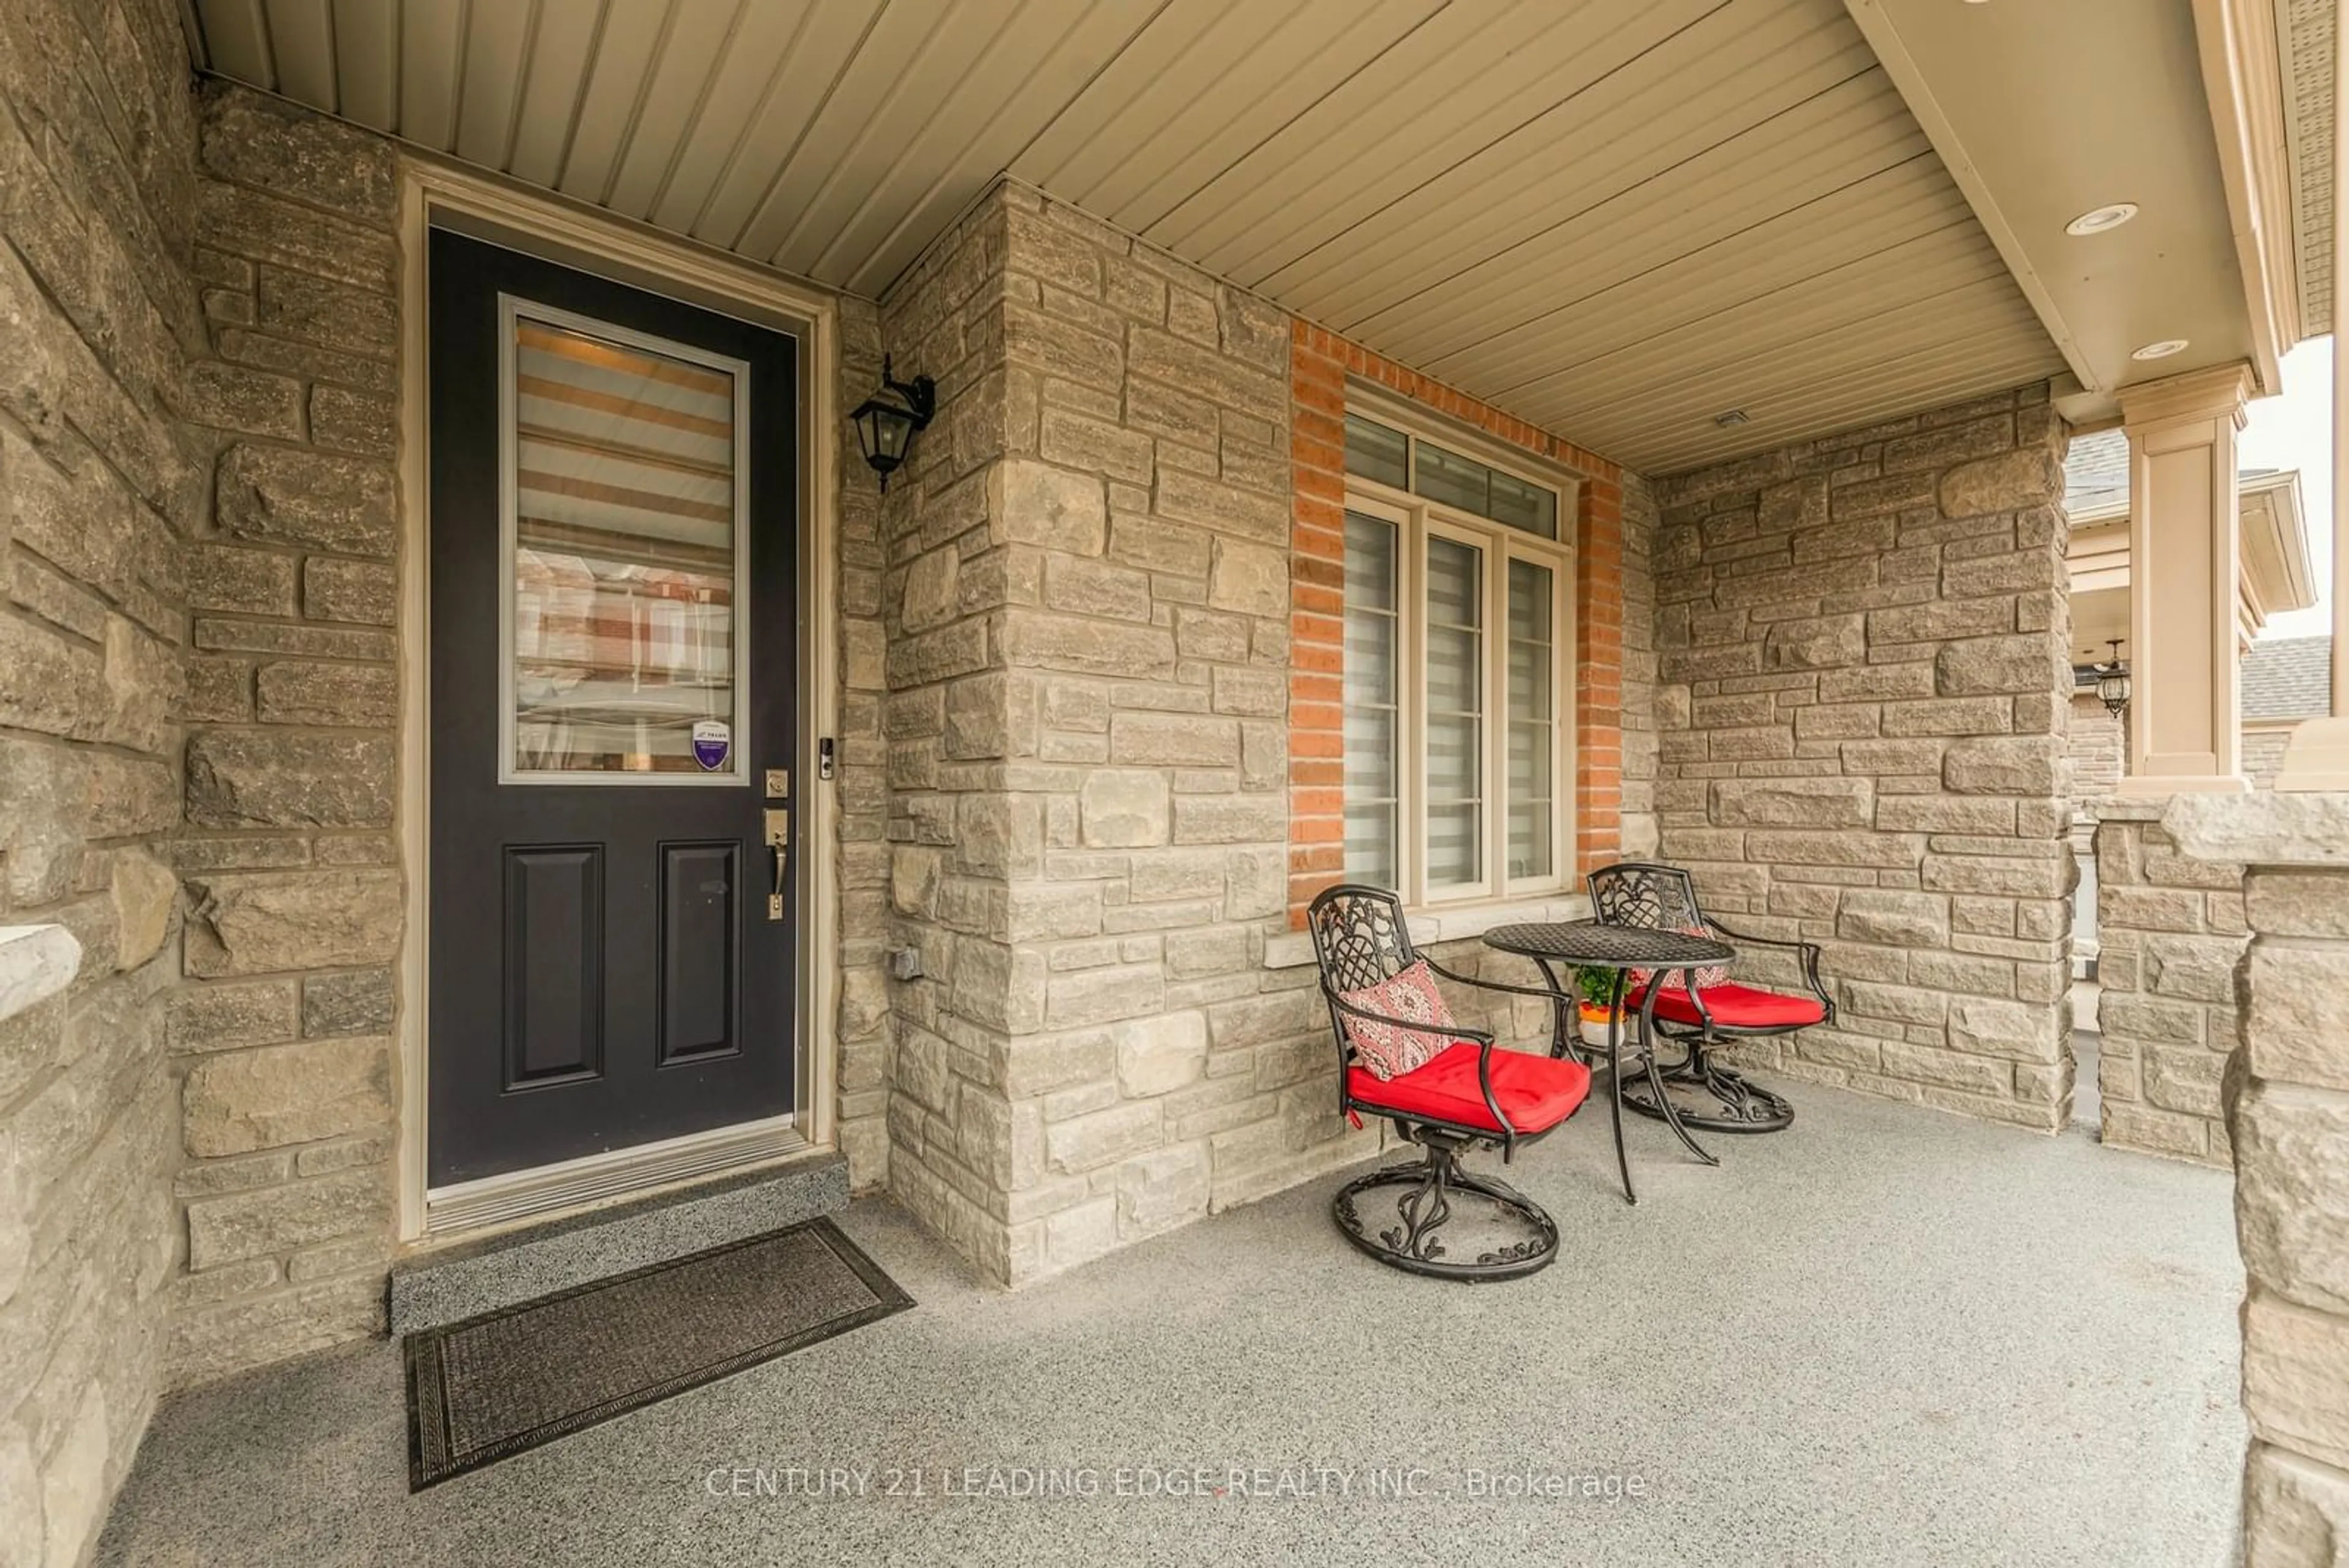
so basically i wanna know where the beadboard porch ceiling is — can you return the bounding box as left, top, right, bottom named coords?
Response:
left=182, top=0, right=2255, bottom=475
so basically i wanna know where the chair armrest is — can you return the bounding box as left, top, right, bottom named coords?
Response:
left=1321, top=987, right=1496, bottom=1046
left=1324, top=991, right=1513, bottom=1139
left=1423, top=958, right=1572, bottom=1005
left=1705, top=920, right=1834, bottom=1019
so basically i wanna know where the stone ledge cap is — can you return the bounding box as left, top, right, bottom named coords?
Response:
left=0, top=924, right=83, bottom=1022
left=2085, top=798, right=2169, bottom=823
left=2164, top=791, right=2349, bottom=868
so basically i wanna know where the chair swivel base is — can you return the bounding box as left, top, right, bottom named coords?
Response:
left=1330, top=1139, right=1558, bottom=1282
left=1617, top=1045, right=1794, bottom=1134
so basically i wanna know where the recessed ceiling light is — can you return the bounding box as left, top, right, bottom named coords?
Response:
left=2131, top=339, right=2191, bottom=360
left=1713, top=409, right=1750, bottom=427
left=2065, top=202, right=2139, bottom=237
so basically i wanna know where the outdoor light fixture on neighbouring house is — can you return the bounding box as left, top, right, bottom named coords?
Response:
left=849, top=355, right=935, bottom=491
left=2093, top=639, right=2131, bottom=717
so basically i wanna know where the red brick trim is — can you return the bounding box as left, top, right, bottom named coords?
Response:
left=1287, top=322, right=1626, bottom=927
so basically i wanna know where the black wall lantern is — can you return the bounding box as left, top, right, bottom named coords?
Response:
left=2092, top=638, right=2131, bottom=718
left=849, top=355, right=935, bottom=492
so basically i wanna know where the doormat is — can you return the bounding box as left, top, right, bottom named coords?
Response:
left=406, top=1218, right=911, bottom=1489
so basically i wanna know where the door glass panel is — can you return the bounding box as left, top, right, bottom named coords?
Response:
left=507, top=303, right=747, bottom=779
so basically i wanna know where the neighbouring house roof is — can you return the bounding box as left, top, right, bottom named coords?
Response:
left=2242, top=634, right=2334, bottom=721
left=2063, top=429, right=2130, bottom=520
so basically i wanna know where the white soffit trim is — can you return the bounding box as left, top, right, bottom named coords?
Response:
left=1846, top=0, right=2261, bottom=411
left=2191, top=0, right=2301, bottom=390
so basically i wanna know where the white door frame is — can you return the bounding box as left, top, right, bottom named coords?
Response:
left=393, top=156, right=844, bottom=1243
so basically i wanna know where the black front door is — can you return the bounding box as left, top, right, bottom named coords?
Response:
left=428, top=229, right=798, bottom=1187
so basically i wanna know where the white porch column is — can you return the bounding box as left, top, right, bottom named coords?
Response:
left=2116, top=362, right=2256, bottom=795
left=2276, top=4, right=2349, bottom=790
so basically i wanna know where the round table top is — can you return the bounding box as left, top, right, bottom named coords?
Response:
left=1482, top=919, right=1735, bottom=970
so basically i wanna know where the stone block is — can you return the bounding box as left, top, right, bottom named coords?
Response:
left=1116, top=1143, right=1211, bottom=1238
left=999, top=610, right=1174, bottom=677
left=182, top=869, right=403, bottom=977
left=309, top=385, right=396, bottom=457
left=2245, top=1292, right=2349, bottom=1476
left=1174, top=795, right=1286, bottom=845
left=183, top=1035, right=393, bottom=1156
left=1946, top=997, right=2058, bottom=1060
left=2105, top=1101, right=2212, bottom=1160
left=2235, top=1080, right=2349, bottom=1316
left=1762, top=613, right=1863, bottom=670
left=1206, top=537, right=1286, bottom=618
left=1938, top=445, right=2060, bottom=518
left=1080, top=771, right=1170, bottom=847
left=1045, top=1100, right=1163, bottom=1175
left=302, top=557, right=397, bottom=625
left=303, top=969, right=395, bottom=1036
left=188, top=542, right=297, bottom=615
left=199, top=80, right=398, bottom=219
left=1710, top=777, right=1872, bottom=827
left=217, top=444, right=396, bottom=556
left=2244, top=871, right=2349, bottom=942
left=2234, top=941, right=2347, bottom=1091
left=1880, top=696, right=2011, bottom=738
left=169, top=979, right=299, bottom=1055
left=2245, top=1443, right=2349, bottom=1568
left=1943, top=735, right=2061, bottom=795
left=1115, top=1011, right=1208, bottom=1098
left=254, top=661, right=396, bottom=727
left=1047, top=963, right=1165, bottom=1028
left=1110, top=712, right=1238, bottom=767
left=1836, top=890, right=1950, bottom=946
left=992, top=458, right=1105, bottom=555
left=185, top=1166, right=392, bottom=1269
left=1935, top=634, right=2065, bottom=697
left=185, top=731, right=394, bottom=828
left=111, top=849, right=179, bottom=971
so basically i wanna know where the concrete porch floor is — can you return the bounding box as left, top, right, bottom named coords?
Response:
left=98, top=1079, right=2243, bottom=1568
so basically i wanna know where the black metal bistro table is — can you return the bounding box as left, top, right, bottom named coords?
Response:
left=1482, top=921, right=1735, bottom=1205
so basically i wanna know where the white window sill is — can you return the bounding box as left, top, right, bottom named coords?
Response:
left=1264, top=892, right=1594, bottom=970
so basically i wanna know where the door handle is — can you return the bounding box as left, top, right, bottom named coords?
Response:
left=765, top=808, right=789, bottom=921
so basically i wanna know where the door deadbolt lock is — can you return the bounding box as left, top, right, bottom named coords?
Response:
left=764, top=808, right=789, bottom=921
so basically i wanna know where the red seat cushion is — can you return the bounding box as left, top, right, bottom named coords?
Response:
left=1625, top=981, right=1825, bottom=1030
left=1346, top=1042, right=1592, bottom=1135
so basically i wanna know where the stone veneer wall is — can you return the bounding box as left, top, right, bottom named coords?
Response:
left=875, top=180, right=1381, bottom=1286
left=2161, top=793, right=2349, bottom=1567
left=162, top=85, right=405, bottom=1383
left=0, top=0, right=200, bottom=1558
left=2068, top=693, right=2125, bottom=797
left=832, top=294, right=894, bottom=1189
left=2090, top=800, right=2245, bottom=1165
left=1652, top=385, right=2077, bottom=1129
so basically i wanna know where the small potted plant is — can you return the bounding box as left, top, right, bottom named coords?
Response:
left=1573, top=967, right=1621, bottom=1049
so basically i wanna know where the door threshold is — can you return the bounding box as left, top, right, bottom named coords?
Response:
left=425, top=1115, right=808, bottom=1239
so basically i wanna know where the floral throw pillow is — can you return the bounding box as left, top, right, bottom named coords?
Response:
left=1630, top=924, right=1731, bottom=995
left=1336, top=960, right=1458, bottom=1081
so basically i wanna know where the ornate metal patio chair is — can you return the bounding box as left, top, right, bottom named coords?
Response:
left=1584, top=862, right=1833, bottom=1132
left=1307, top=884, right=1593, bottom=1282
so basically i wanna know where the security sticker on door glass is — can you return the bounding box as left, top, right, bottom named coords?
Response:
left=692, top=719, right=731, bottom=772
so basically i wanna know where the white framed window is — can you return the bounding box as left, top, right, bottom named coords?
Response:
left=1340, top=409, right=1576, bottom=905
